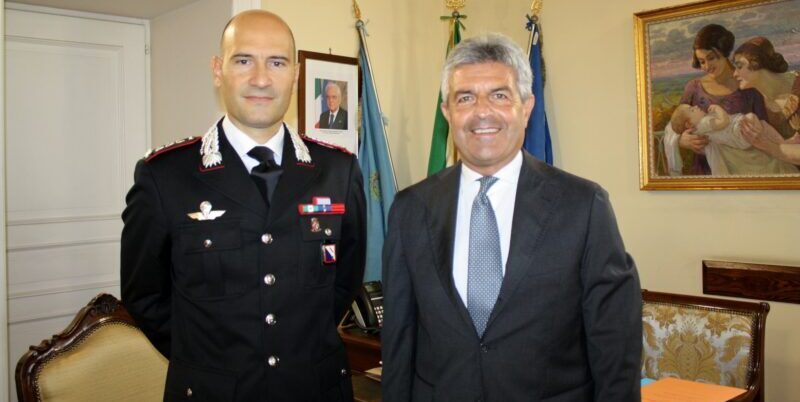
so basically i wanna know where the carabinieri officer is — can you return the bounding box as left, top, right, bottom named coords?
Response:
left=121, top=10, right=366, bottom=401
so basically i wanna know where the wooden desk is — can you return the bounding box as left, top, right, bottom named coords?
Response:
left=352, top=375, right=381, bottom=402
left=338, top=326, right=381, bottom=373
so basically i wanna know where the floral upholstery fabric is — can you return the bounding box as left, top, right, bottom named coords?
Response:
left=641, top=301, right=756, bottom=388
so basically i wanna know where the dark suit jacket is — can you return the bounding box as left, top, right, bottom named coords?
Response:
left=121, top=120, right=366, bottom=401
left=319, top=109, right=348, bottom=130
left=381, top=152, right=641, bottom=402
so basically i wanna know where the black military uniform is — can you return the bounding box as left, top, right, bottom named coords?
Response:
left=121, top=119, right=366, bottom=401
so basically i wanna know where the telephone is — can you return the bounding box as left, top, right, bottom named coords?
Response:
left=350, top=281, right=383, bottom=332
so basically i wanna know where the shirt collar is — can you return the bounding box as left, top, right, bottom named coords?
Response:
left=222, top=115, right=285, bottom=165
left=460, top=150, right=523, bottom=186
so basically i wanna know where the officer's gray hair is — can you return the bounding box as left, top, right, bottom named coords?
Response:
left=440, top=33, right=533, bottom=103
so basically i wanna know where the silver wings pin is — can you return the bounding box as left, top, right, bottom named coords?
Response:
left=187, top=201, right=226, bottom=221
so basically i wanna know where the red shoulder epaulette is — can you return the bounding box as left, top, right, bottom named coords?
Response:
left=301, top=134, right=353, bottom=155
left=144, top=137, right=201, bottom=162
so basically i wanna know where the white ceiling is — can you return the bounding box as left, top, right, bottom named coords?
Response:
left=9, top=0, right=202, bottom=19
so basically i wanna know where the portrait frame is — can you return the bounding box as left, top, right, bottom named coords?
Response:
left=634, top=0, right=800, bottom=190
left=298, top=50, right=361, bottom=155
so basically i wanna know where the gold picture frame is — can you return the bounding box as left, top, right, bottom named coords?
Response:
left=634, top=0, right=800, bottom=190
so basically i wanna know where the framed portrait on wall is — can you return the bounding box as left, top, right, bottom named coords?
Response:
left=634, top=0, right=800, bottom=190
left=298, top=50, right=360, bottom=155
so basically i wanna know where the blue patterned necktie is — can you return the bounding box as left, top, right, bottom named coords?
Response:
left=467, top=176, right=503, bottom=337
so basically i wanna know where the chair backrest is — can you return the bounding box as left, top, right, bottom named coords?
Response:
left=641, top=290, right=769, bottom=401
left=16, top=293, right=168, bottom=402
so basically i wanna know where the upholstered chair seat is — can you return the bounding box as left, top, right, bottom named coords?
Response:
left=16, top=294, right=168, bottom=402
left=641, top=290, right=769, bottom=402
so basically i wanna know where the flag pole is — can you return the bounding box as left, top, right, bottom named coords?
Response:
left=353, top=0, right=398, bottom=189
left=526, top=0, right=542, bottom=56
left=427, top=0, right=468, bottom=175
left=523, top=0, right=552, bottom=164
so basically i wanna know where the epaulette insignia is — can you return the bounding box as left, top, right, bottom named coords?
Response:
left=144, top=137, right=200, bottom=161
left=301, top=135, right=353, bottom=155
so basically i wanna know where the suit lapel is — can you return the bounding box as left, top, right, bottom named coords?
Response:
left=193, top=122, right=268, bottom=219
left=268, top=127, right=320, bottom=223
left=485, top=153, right=562, bottom=331
left=428, top=164, right=475, bottom=332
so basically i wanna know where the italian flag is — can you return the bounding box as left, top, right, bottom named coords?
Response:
left=427, top=14, right=464, bottom=176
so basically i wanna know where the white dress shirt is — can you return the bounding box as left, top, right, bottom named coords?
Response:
left=222, top=116, right=285, bottom=171
left=453, top=151, right=522, bottom=307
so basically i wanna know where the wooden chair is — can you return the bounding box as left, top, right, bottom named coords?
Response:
left=16, top=293, right=168, bottom=402
left=641, top=289, right=769, bottom=402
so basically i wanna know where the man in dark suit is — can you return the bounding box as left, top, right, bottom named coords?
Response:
left=121, top=10, right=365, bottom=401
left=319, top=82, right=348, bottom=130
left=382, top=33, right=641, bottom=402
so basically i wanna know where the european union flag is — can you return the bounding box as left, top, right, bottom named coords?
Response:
left=356, top=21, right=397, bottom=282
left=524, top=15, right=553, bottom=164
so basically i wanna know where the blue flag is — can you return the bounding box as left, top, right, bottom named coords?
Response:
left=524, top=16, right=553, bottom=164
left=357, top=22, right=397, bottom=282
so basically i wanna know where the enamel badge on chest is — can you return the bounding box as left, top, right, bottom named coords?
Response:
left=321, top=243, right=337, bottom=265
left=310, top=217, right=321, bottom=233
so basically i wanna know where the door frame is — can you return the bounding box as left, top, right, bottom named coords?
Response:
left=2, top=2, right=8, bottom=396
left=2, top=2, right=151, bottom=397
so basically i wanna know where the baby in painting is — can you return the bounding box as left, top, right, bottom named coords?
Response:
left=670, top=104, right=798, bottom=175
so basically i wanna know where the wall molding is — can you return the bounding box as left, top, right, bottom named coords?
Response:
left=7, top=237, right=118, bottom=253
left=10, top=307, right=82, bottom=326
left=7, top=213, right=118, bottom=227
left=9, top=279, right=119, bottom=300
left=5, top=2, right=149, bottom=26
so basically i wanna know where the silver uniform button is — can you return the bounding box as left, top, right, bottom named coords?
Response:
left=265, top=314, right=276, bottom=325
left=261, top=233, right=273, bottom=244
left=203, top=239, right=212, bottom=248
left=263, top=274, right=276, bottom=286
left=324, top=228, right=333, bottom=236
left=267, top=355, right=279, bottom=367
left=340, top=368, right=348, bottom=377
left=186, top=387, right=193, bottom=397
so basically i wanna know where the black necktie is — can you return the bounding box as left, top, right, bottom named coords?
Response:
left=328, top=112, right=335, bottom=127
left=248, top=146, right=282, bottom=206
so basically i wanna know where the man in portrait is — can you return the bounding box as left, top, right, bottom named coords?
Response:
left=319, top=81, right=348, bottom=130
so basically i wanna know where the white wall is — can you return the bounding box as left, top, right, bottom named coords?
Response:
left=150, top=0, right=230, bottom=147
left=261, top=1, right=800, bottom=401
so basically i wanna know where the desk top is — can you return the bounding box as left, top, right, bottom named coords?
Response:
left=642, top=378, right=746, bottom=402
left=339, top=326, right=381, bottom=349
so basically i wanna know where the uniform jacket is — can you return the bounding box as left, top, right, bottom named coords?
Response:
left=121, top=120, right=366, bottom=401
left=319, top=109, right=348, bottom=130
left=381, top=152, right=641, bottom=402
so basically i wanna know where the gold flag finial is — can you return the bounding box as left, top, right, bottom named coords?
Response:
left=353, top=0, right=362, bottom=20
left=530, top=0, right=542, bottom=17
left=446, top=0, right=466, bottom=12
